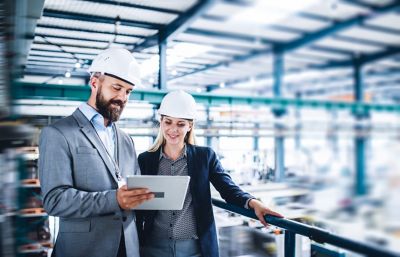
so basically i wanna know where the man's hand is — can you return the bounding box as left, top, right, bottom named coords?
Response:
left=117, top=185, right=154, bottom=210
left=249, top=199, right=284, bottom=227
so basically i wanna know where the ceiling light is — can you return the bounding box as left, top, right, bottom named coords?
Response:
left=220, top=82, right=225, bottom=88
left=65, top=71, right=71, bottom=78
left=167, top=43, right=211, bottom=58
left=230, top=0, right=319, bottom=25
left=58, top=79, right=63, bottom=84
left=75, top=62, right=81, bottom=68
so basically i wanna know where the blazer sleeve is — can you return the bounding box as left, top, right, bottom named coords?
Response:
left=38, top=126, right=121, bottom=218
left=208, top=148, right=254, bottom=207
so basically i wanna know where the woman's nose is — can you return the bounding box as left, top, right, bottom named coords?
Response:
left=171, top=125, right=178, bottom=132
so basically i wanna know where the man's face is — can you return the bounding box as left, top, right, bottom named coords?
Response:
left=95, top=75, right=133, bottom=123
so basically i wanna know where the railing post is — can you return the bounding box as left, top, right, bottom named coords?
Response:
left=285, top=230, right=296, bottom=257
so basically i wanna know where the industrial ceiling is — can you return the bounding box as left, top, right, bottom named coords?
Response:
left=19, top=0, right=400, bottom=102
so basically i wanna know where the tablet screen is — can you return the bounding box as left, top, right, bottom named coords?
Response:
left=126, top=175, right=190, bottom=210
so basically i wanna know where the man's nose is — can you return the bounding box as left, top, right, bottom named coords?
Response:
left=116, top=90, right=128, bottom=101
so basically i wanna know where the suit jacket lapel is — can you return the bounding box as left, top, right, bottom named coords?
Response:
left=186, top=145, right=195, bottom=198
left=186, top=144, right=195, bottom=178
left=114, top=124, right=123, bottom=173
left=73, top=109, right=119, bottom=184
left=148, top=149, right=160, bottom=175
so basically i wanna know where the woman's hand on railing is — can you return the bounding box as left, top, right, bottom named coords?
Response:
left=248, top=199, right=284, bottom=227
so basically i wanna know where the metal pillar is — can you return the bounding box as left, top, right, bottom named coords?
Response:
left=329, top=110, right=339, bottom=158
left=294, top=92, right=301, bottom=150
left=354, top=61, right=367, bottom=195
left=284, top=230, right=296, bottom=257
left=151, top=106, right=158, bottom=142
left=206, top=106, right=212, bottom=147
left=355, top=137, right=366, bottom=195
left=158, top=39, right=167, bottom=90
left=253, top=123, right=259, bottom=164
left=273, top=51, right=285, bottom=182
left=275, top=136, right=285, bottom=181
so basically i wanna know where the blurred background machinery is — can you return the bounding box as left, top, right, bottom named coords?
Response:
left=1, top=0, right=400, bottom=256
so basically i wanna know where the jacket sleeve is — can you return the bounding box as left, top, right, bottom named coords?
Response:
left=208, top=148, right=254, bottom=207
left=38, top=126, right=121, bottom=218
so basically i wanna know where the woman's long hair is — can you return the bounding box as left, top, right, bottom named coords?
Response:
left=148, top=116, right=196, bottom=152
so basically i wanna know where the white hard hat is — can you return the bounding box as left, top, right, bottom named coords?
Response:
left=158, top=90, right=197, bottom=120
left=88, top=48, right=141, bottom=87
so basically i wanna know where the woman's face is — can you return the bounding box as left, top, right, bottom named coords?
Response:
left=161, top=116, right=192, bottom=146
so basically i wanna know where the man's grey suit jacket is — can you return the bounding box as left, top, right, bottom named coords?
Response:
left=39, top=109, right=140, bottom=257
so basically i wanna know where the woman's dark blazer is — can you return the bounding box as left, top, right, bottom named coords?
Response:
left=136, top=144, right=254, bottom=257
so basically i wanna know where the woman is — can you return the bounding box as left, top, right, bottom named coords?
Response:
left=136, top=90, right=283, bottom=257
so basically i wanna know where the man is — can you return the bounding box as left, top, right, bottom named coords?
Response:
left=38, top=48, right=154, bottom=257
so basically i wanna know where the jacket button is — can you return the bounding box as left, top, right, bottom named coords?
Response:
left=122, top=217, right=127, bottom=222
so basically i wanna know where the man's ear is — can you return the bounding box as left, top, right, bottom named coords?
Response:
left=89, top=77, right=98, bottom=91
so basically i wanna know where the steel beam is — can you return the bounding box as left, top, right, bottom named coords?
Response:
left=42, top=9, right=162, bottom=30
left=12, top=82, right=400, bottom=113
left=133, top=0, right=217, bottom=51
left=355, top=136, right=367, bottom=195
left=29, top=47, right=97, bottom=57
left=354, top=61, right=367, bottom=196
left=23, top=69, right=88, bottom=78
left=206, top=106, right=212, bottom=147
left=80, top=0, right=181, bottom=15
left=32, top=40, right=110, bottom=50
left=312, top=46, right=400, bottom=69
left=34, top=33, right=138, bottom=45
left=186, top=28, right=282, bottom=45
left=35, top=24, right=147, bottom=39
left=170, top=1, right=400, bottom=81
left=273, top=51, right=285, bottom=182
left=158, top=40, right=167, bottom=90
left=333, top=35, right=390, bottom=48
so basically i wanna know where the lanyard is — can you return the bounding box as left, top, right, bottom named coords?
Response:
left=92, top=123, right=122, bottom=181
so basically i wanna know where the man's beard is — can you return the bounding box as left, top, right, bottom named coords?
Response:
left=96, top=86, right=126, bottom=123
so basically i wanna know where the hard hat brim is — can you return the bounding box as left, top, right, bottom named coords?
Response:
left=104, top=73, right=139, bottom=87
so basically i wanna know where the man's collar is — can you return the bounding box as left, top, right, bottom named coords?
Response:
left=78, top=103, right=113, bottom=128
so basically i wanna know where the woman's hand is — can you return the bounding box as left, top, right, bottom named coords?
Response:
left=248, top=199, right=284, bottom=226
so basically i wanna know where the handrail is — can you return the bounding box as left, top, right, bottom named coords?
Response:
left=212, top=198, right=400, bottom=257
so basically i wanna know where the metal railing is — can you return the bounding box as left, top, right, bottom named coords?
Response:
left=212, top=198, right=400, bottom=257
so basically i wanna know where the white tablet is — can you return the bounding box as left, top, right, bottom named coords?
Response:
left=126, top=175, right=190, bottom=210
